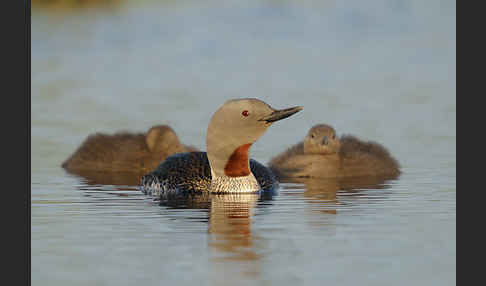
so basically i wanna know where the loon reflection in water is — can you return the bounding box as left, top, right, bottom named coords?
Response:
left=157, top=191, right=272, bottom=263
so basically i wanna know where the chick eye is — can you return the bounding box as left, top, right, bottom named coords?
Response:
left=242, top=110, right=249, bottom=117
left=311, top=134, right=315, bottom=138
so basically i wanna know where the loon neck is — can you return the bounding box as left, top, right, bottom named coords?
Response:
left=209, top=169, right=260, bottom=193
left=207, top=143, right=260, bottom=193
left=224, top=143, right=252, bottom=177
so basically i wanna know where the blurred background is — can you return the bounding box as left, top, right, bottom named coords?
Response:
left=31, top=0, right=456, bottom=285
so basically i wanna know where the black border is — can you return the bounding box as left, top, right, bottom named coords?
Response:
left=3, top=0, right=29, bottom=285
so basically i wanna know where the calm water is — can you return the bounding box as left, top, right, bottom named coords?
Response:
left=31, top=1, right=456, bottom=285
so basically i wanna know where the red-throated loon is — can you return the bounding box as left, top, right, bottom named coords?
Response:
left=140, top=98, right=303, bottom=196
left=268, top=124, right=401, bottom=179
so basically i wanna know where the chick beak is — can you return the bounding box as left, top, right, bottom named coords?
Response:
left=322, top=136, right=328, bottom=145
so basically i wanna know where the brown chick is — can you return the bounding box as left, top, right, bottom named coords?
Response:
left=268, top=124, right=400, bottom=180
left=62, top=125, right=198, bottom=173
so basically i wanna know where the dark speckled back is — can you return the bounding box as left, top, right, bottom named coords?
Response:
left=140, top=152, right=279, bottom=194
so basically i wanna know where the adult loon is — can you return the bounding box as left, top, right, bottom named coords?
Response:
left=140, top=98, right=303, bottom=196
left=62, top=125, right=198, bottom=173
left=268, top=124, right=401, bottom=179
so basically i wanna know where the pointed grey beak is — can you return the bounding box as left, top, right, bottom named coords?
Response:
left=258, top=106, right=304, bottom=123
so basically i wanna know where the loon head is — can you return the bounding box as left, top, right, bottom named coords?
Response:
left=206, top=98, right=303, bottom=179
left=145, top=125, right=184, bottom=153
left=303, top=124, right=340, bottom=155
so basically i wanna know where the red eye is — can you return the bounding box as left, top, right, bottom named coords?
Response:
left=242, top=110, right=249, bottom=117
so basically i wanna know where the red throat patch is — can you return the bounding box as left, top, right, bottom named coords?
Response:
left=224, top=143, right=252, bottom=177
